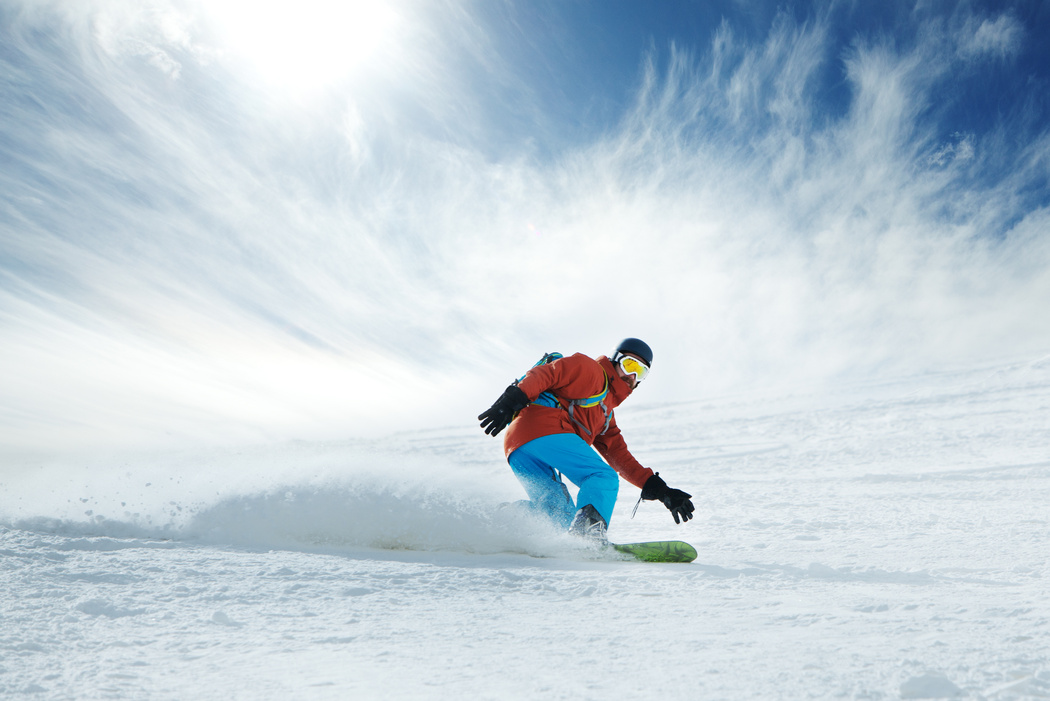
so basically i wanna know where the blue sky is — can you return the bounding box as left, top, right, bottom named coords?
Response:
left=2, top=0, right=1049, bottom=454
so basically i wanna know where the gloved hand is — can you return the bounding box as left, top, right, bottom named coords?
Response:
left=478, top=384, right=530, bottom=436
left=641, top=473, right=695, bottom=524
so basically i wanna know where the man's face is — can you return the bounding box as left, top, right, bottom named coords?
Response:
left=615, top=352, right=647, bottom=390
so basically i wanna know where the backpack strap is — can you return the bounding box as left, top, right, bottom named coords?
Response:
left=520, top=352, right=614, bottom=436
left=563, top=371, right=612, bottom=436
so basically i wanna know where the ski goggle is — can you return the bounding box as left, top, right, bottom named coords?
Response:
left=616, top=354, right=650, bottom=382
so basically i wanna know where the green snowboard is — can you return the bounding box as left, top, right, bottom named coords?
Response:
left=611, top=540, right=697, bottom=563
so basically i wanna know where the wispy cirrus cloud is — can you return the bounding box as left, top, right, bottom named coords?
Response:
left=955, top=11, right=1024, bottom=61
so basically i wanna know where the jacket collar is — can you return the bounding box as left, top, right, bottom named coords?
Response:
left=598, top=355, right=634, bottom=402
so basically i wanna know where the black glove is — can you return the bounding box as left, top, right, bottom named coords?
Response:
left=478, top=384, right=530, bottom=436
left=641, top=473, right=695, bottom=524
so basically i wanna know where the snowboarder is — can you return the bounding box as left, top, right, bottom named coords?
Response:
left=478, top=338, right=694, bottom=543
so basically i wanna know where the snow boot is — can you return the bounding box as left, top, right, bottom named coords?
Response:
left=568, top=504, right=608, bottom=545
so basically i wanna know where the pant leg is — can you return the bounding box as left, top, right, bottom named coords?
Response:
left=507, top=439, right=576, bottom=529
left=508, top=433, right=619, bottom=528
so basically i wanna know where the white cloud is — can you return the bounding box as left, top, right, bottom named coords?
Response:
left=956, top=12, right=1024, bottom=62
left=2, top=2, right=1048, bottom=455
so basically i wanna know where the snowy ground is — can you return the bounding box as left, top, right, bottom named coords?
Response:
left=2, top=356, right=1050, bottom=699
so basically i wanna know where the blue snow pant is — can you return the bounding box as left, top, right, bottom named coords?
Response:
left=507, top=433, right=619, bottom=529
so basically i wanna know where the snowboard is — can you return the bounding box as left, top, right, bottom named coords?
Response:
left=611, top=540, right=697, bottom=563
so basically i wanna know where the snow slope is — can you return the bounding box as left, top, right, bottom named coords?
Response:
left=2, top=356, right=1049, bottom=699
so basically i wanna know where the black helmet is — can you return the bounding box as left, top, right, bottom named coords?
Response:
left=614, top=338, right=652, bottom=367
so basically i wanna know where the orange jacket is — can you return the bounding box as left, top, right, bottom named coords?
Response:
left=502, top=353, right=655, bottom=489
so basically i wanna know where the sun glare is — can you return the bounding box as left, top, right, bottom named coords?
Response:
left=204, top=0, right=398, bottom=94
